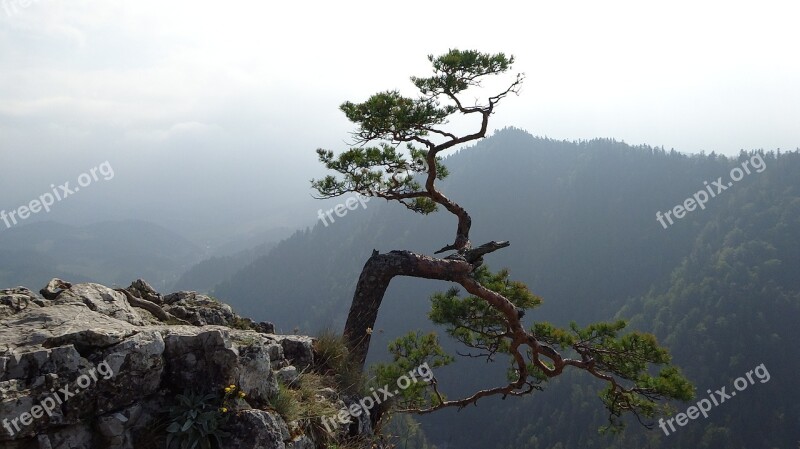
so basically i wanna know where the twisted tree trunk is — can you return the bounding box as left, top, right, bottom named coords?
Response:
left=343, top=241, right=511, bottom=369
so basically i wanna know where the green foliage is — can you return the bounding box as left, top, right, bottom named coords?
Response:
left=312, top=143, right=447, bottom=214
left=547, top=321, right=696, bottom=429
left=376, top=265, right=692, bottom=430
left=314, top=329, right=349, bottom=373
left=268, top=373, right=341, bottom=432
left=165, top=390, right=231, bottom=449
left=311, top=48, right=518, bottom=213
left=267, top=381, right=301, bottom=423
left=372, top=331, right=453, bottom=409
left=429, top=266, right=541, bottom=351
left=340, top=91, right=455, bottom=143
left=411, top=49, right=517, bottom=97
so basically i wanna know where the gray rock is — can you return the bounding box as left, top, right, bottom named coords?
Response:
left=0, top=302, right=137, bottom=356
left=162, top=328, right=239, bottom=388
left=225, top=410, right=290, bottom=449
left=43, top=328, right=137, bottom=350
left=40, top=278, right=72, bottom=300
left=126, top=279, right=162, bottom=305
left=234, top=336, right=280, bottom=403
left=0, top=287, right=46, bottom=319
left=342, top=394, right=374, bottom=437
left=0, top=281, right=371, bottom=448
left=254, top=321, right=276, bottom=334
left=286, top=434, right=316, bottom=449
left=274, top=335, right=314, bottom=370
left=56, top=283, right=144, bottom=325
left=317, top=387, right=338, bottom=401
left=162, top=291, right=237, bottom=326
left=276, top=366, right=299, bottom=386
left=95, top=405, right=143, bottom=449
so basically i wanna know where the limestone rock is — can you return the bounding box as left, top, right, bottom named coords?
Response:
left=162, top=291, right=237, bottom=326
left=274, top=335, right=314, bottom=370
left=56, top=283, right=144, bottom=325
left=0, top=279, right=370, bottom=448
left=0, top=287, right=46, bottom=319
left=225, top=409, right=291, bottom=449
left=276, top=366, right=299, bottom=386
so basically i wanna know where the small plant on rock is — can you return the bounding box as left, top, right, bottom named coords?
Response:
left=314, top=329, right=366, bottom=395
left=267, top=381, right=301, bottom=423
left=165, top=385, right=245, bottom=449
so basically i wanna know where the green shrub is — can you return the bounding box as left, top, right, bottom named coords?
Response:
left=268, top=381, right=301, bottom=422
left=164, top=385, right=246, bottom=449
left=314, top=329, right=365, bottom=395
left=166, top=391, right=230, bottom=449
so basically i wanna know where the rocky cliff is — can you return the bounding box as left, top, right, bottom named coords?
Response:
left=0, top=279, right=371, bottom=449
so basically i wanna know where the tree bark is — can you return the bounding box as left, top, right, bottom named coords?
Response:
left=343, top=250, right=474, bottom=368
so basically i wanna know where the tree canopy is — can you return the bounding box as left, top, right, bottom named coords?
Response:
left=312, top=49, right=693, bottom=432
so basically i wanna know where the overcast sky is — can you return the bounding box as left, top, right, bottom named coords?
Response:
left=1, top=0, right=798, bottom=244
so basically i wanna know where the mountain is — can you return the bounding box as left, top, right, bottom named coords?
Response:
left=171, top=242, right=276, bottom=293
left=170, top=226, right=294, bottom=293
left=0, top=220, right=203, bottom=291
left=212, top=128, right=799, bottom=448
left=213, top=129, right=723, bottom=330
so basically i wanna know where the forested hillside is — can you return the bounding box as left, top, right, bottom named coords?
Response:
left=212, top=128, right=799, bottom=448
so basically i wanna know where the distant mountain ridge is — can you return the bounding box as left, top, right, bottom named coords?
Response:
left=171, top=241, right=278, bottom=293
left=213, top=128, right=730, bottom=329
left=0, top=219, right=203, bottom=290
